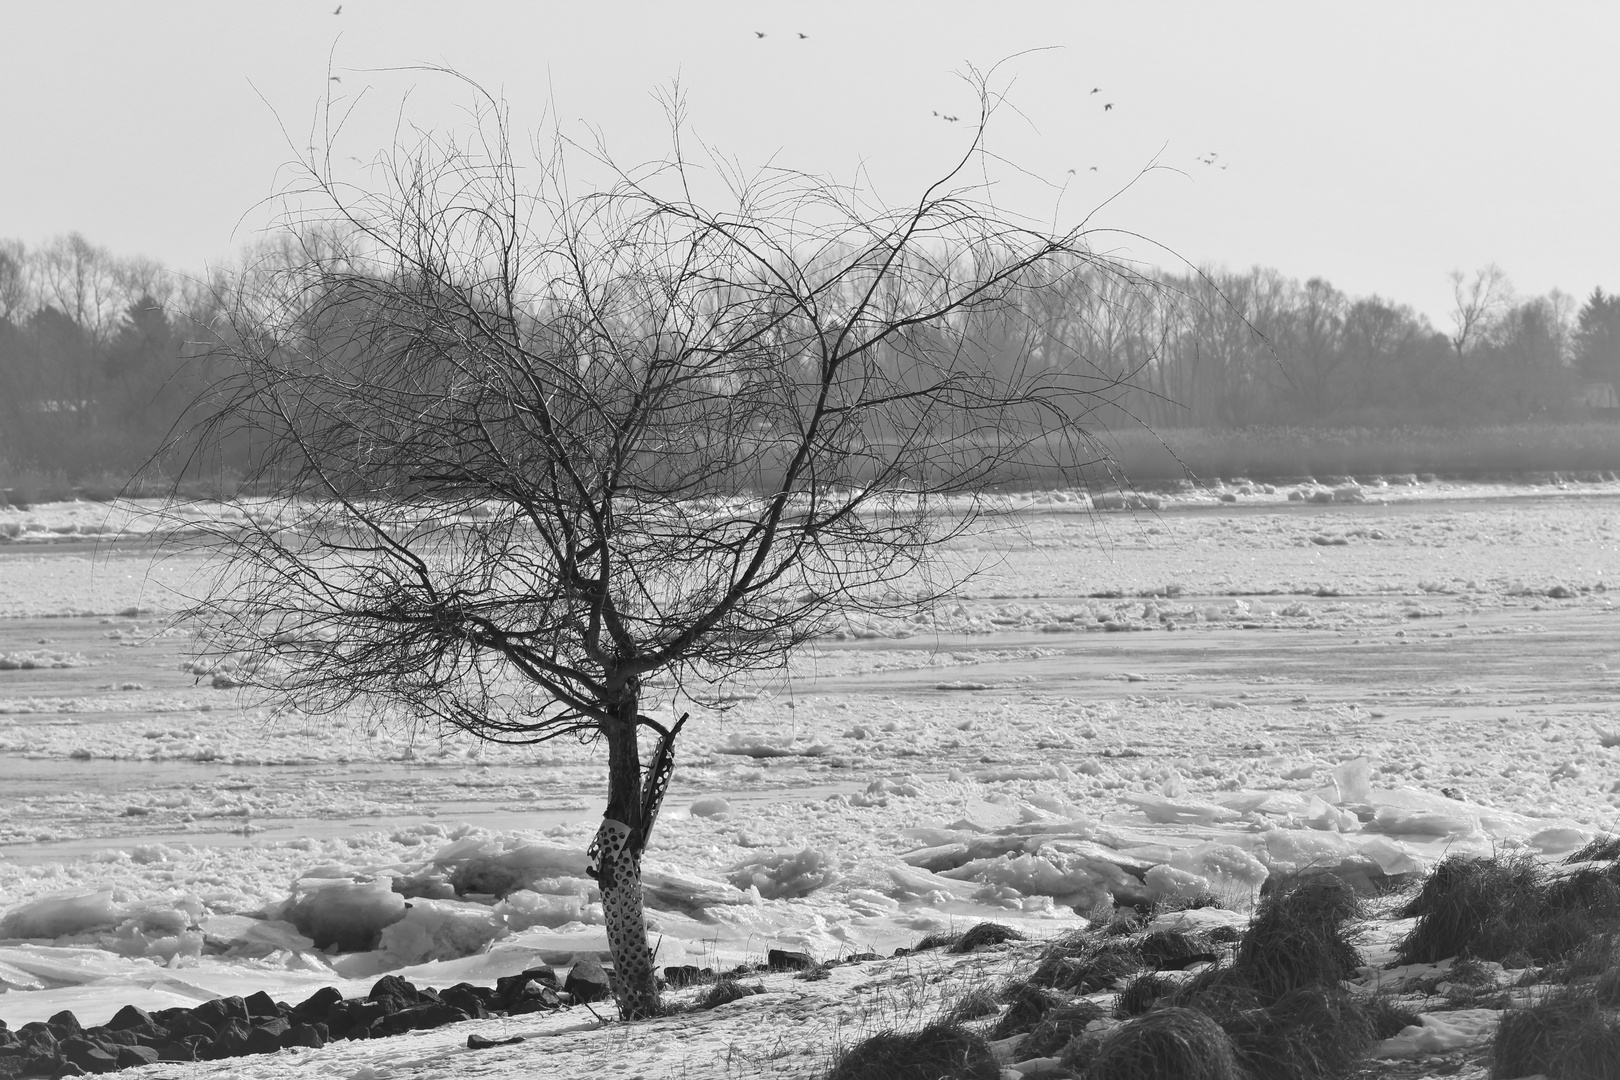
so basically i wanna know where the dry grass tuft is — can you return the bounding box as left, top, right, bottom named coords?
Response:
left=1221, top=983, right=1376, bottom=1080
left=691, top=979, right=766, bottom=1011
left=1235, top=873, right=1364, bottom=999
left=825, top=1020, right=1000, bottom=1080
left=1138, top=929, right=1217, bottom=970
left=989, top=981, right=1069, bottom=1040
left=1364, top=993, right=1423, bottom=1039
left=1116, top=972, right=1179, bottom=1016
left=950, top=921, right=1025, bottom=953
left=1565, top=835, right=1620, bottom=865
left=1492, top=986, right=1620, bottom=1080
left=914, top=930, right=962, bottom=951
left=1398, top=853, right=1620, bottom=966
left=1031, top=939, right=1143, bottom=994
left=1023, top=999, right=1108, bottom=1057
left=942, top=987, right=1000, bottom=1024
left=1077, top=1006, right=1246, bottom=1080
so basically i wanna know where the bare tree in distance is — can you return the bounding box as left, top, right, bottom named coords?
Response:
left=168, top=69, right=1168, bottom=1019
left=1448, top=264, right=1512, bottom=357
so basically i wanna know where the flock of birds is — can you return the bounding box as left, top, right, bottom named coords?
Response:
left=738, top=34, right=1236, bottom=181
left=318, top=12, right=1230, bottom=182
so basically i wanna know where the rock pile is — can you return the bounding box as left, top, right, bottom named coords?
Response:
left=0, top=962, right=607, bottom=1077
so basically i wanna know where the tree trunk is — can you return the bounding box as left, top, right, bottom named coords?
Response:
left=593, top=702, right=662, bottom=1019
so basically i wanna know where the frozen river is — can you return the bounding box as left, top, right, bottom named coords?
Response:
left=2, top=477, right=1619, bottom=1027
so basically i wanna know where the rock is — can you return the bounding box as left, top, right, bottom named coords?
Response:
left=210, top=1019, right=253, bottom=1059
left=192, top=997, right=249, bottom=1031
left=161, top=1012, right=217, bottom=1041
left=94, top=1029, right=147, bottom=1048
left=376, top=1003, right=470, bottom=1036
left=156, top=1040, right=199, bottom=1062
left=10, top=1024, right=56, bottom=1059
left=59, top=1037, right=118, bottom=1074
left=497, top=966, right=558, bottom=999
left=243, top=1025, right=284, bottom=1055
left=45, top=1012, right=82, bottom=1039
left=499, top=968, right=562, bottom=1013
left=438, top=983, right=491, bottom=1019
left=105, top=1005, right=152, bottom=1031
left=243, top=990, right=282, bottom=1019
left=292, top=986, right=344, bottom=1024
left=368, top=974, right=422, bottom=1012
left=254, top=1017, right=290, bottom=1040
left=508, top=986, right=561, bottom=1014
left=0, top=1056, right=59, bottom=1080
left=663, top=965, right=713, bottom=988
left=767, top=948, right=815, bottom=971
left=114, top=1045, right=161, bottom=1069
left=564, top=958, right=612, bottom=1003
left=467, top=1033, right=525, bottom=1050
left=282, top=1023, right=327, bottom=1050
left=335, top=999, right=388, bottom=1040
left=321, top=1006, right=354, bottom=1042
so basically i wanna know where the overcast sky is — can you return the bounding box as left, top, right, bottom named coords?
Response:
left=5, top=1, right=1615, bottom=325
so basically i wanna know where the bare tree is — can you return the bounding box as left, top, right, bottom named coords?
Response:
left=0, top=240, right=29, bottom=324
left=1448, top=264, right=1512, bottom=357
left=171, top=76, right=1159, bottom=1018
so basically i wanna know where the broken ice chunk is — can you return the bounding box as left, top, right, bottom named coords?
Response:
left=0, top=891, right=124, bottom=939
left=1120, top=793, right=1243, bottom=826
left=1167, top=842, right=1269, bottom=895
left=375, top=897, right=505, bottom=965
left=280, top=879, right=407, bottom=952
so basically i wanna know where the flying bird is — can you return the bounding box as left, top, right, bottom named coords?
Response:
left=1089, top=87, right=1100, bottom=94
left=1089, top=166, right=1098, bottom=171
left=754, top=30, right=765, bottom=38
left=797, top=32, right=807, bottom=39
left=333, top=3, right=341, bottom=13
left=943, top=114, right=959, bottom=122
left=1104, top=103, right=1114, bottom=111
left=329, top=75, right=341, bottom=82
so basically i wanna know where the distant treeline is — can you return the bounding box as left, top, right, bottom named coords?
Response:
left=1, top=233, right=1618, bottom=496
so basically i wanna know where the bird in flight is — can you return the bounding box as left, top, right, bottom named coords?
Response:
left=755, top=30, right=765, bottom=38
left=329, top=75, right=342, bottom=82
left=942, top=114, right=959, bottom=122
left=332, top=3, right=341, bottom=13
left=1104, top=103, right=1114, bottom=111
left=1090, top=87, right=1100, bottom=94
left=1089, top=166, right=1098, bottom=171
left=797, top=32, right=808, bottom=38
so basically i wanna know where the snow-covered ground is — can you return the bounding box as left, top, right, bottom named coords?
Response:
left=2, top=478, right=1619, bottom=1077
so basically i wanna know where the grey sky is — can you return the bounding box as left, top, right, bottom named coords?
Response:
left=4, top=1, right=1614, bottom=324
